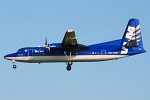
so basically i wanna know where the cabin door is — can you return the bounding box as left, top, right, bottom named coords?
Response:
left=101, top=50, right=106, bottom=55
left=28, top=49, right=33, bottom=56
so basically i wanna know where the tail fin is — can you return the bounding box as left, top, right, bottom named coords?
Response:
left=122, top=18, right=143, bottom=48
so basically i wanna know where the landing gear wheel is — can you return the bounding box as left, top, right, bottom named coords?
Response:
left=66, top=65, right=71, bottom=71
left=13, top=65, right=16, bottom=69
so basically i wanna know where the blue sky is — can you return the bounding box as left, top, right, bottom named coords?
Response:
left=0, top=0, right=150, bottom=100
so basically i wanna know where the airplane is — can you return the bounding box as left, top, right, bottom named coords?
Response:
left=4, top=18, right=146, bottom=71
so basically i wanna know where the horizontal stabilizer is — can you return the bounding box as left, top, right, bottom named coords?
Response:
left=124, top=40, right=136, bottom=48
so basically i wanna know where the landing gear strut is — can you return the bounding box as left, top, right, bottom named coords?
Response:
left=12, top=60, right=16, bottom=69
left=64, top=51, right=73, bottom=71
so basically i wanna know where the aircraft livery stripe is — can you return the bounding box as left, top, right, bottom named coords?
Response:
left=136, top=39, right=141, bottom=42
left=131, top=35, right=141, bottom=40
left=135, top=25, right=140, bottom=31
left=135, top=35, right=141, bottom=39
left=131, top=30, right=141, bottom=37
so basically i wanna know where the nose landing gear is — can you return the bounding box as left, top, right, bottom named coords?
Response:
left=12, top=60, right=16, bottom=69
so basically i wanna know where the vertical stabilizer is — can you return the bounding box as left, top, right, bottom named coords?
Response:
left=122, top=18, right=143, bottom=48
left=121, top=18, right=146, bottom=54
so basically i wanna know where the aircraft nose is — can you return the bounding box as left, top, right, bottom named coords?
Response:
left=4, top=55, right=9, bottom=59
left=4, top=53, right=17, bottom=60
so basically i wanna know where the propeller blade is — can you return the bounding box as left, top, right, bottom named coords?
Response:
left=45, top=37, right=47, bottom=45
left=44, top=37, right=50, bottom=51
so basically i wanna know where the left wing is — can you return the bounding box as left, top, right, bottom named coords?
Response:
left=62, top=30, right=90, bottom=52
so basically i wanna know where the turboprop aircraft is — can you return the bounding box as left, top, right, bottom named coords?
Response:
left=4, top=18, right=146, bottom=71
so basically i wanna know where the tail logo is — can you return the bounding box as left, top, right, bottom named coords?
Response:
left=121, top=42, right=128, bottom=54
left=125, top=26, right=135, bottom=40
left=125, top=25, right=141, bottom=42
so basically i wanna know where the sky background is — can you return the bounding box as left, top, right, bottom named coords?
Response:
left=0, top=0, right=150, bottom=100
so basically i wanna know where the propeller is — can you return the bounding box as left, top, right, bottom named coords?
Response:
left=44, top=37, right=50, bottom=51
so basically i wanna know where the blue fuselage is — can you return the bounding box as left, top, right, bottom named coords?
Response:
left=4, top=39, right=146, bottom=63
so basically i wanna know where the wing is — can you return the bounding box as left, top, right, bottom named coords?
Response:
left=62, top=30, right=90, bottom=52
left=62, top=30, right=77, bottom=47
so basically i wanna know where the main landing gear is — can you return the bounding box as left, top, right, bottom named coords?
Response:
left=64, top=51, right=73, bottom=71
left=66, top=61, right=73, bottom=71
left=12, top=60, right=16, bottom=69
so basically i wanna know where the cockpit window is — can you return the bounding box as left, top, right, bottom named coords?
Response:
left=17, top=50, right=24, bottom=52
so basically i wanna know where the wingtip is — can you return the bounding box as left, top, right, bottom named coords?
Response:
left=67, top=29, right=74, bottom=32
